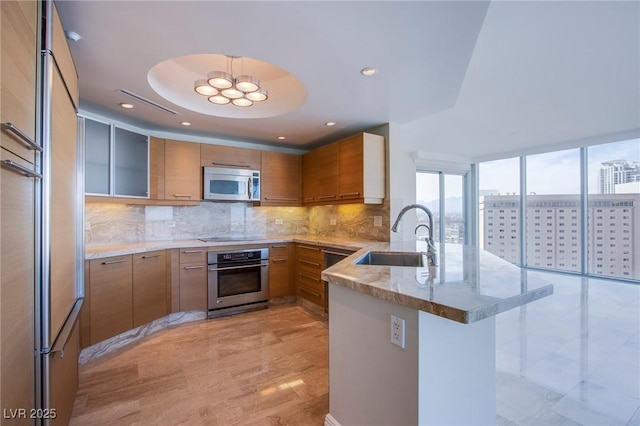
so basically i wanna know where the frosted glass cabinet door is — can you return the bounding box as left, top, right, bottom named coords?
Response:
left=84, top=119, right=110, bottom=195
left=114, top=127, right=148, bottom=197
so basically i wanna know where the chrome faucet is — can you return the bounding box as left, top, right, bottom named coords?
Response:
left=391, top=204, right=438, bottom=266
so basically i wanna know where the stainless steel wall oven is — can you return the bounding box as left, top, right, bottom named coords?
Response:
left=207, top=248, right=269, bottom=318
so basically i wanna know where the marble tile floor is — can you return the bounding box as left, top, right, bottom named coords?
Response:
left=496, top=273, right=640, bottom=426
left=71, top=274, right=639, bottom=426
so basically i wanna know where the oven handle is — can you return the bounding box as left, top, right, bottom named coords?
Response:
left=208, top=262, right=268, bottom=272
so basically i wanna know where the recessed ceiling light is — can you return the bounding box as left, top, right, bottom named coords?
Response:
left=119, top=103, right=134, bottom=109
left=360, top=67, right=377, bottom=76
left=64, top=30, right=81, bottom=42
left=325, top=122, right=336, bottom=127
left=277, top=136, right=286, bottom=140
left=180, top=121, right=191, bottom=126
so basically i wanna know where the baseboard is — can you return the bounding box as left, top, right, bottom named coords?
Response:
left=324, top=413, right=342, bottom=426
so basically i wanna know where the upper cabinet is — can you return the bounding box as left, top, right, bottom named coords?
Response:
left=83, top=117, right=149, bottom=198
left=149, top=137, right=201, bottom=204
left=338, top=133, right=385, bottom=204
left=201, top=144, right=261, bottom=170
left=302, top=143, right=339, bottom=204
left=303, top=132, right=385, bottom=205
left=261, top=151, right=301, bottom=205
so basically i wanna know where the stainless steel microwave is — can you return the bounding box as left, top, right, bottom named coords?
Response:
left=203, top=166, right=260, bottom=201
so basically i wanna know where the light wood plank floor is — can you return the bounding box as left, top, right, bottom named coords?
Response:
left=70, top=305, right=329, bottom=425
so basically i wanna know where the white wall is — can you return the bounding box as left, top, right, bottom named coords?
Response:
left=328, top=284, right=419, bottom=426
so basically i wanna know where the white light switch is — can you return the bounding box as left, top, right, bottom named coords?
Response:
left=374, top=216, right=383, bottom=227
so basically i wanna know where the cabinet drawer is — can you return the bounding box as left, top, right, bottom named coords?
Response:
left=179, top=248, right=207, bottom=263
left=296, top=244, right=323, bottom=262
left=297, top=271, right=323, bottom=293
left=298, top=285, right=325, bottom=307
left=297, top=257, right=322, bottom=275
left=269, top=243, right=290, bottom=259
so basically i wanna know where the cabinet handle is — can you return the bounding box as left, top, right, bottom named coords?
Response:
left=172, top=194, right=193, bottom=198
left=1, top=122, right=42, bottom=152
left=102, top=259, right=126, bottom=265
left=299, top=287, right=321, bottom=297
left=142, top=254, right=161, bottom=259
left=318, top=194, right=336, bottom=200
left=272, top=259, right=287, bottom=263
left=183, top=265, right=204, bottom=270
left=211, top=162, right=250, bottom=168
left=339, top=192, right=360, bottom=198
left=1, top=160, right=42, bottom=179
left=299, top=272, right=321, bottom=282
left=264, top=197, right=298, bottom=201
left=322, top=249, right=354, bottom=257
left=271, top=244, right=287, bottom=248
left=299, top=245, right=320, bottom=252
left=182, top=250, right=203, bottom=254
left=300, top=259, right=321, bottom=267
left=304, top=197, right=314, bottom=202
left=209, top=263, right=268, bottom=272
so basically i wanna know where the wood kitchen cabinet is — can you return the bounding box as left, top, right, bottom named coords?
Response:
left=179, top=248, right=207, bottom=311
left=133, top=250, right=167, bottom=327
left=338, top=133, right=385, bottom=203
left=150, top=138, right=202, bottom=204
left=89, top=255, right=133, bottom=345
left=1, top=1, right=38, bottom=419
left=302, top=143, right=339, bottom=204
left=302, top=132, right=385, bottom=205
left=295, top=243, right=325, bottom=307
left=261, top=151, right=301, bottom=205
left=201, top=143, right=261, bottom=169
left=269, top=243, right=294, bottom=298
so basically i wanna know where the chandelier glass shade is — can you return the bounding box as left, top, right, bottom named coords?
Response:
left=194, top=59, right=268, bottom=107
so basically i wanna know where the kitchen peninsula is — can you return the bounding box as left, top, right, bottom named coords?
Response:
left=322, top=242, right=553, bottom=426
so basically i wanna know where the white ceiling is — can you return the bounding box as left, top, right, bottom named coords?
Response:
left=56, top=1, right=639, bottom=158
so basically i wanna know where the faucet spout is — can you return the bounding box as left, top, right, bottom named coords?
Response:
left=392, top=204, right=437, bottom=266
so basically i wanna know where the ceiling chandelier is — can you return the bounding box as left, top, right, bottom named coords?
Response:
left=194, top=56, right=268, bottom=107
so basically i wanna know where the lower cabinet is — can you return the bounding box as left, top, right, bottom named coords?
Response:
left=269, top=243, right=293, bottom=298
left=179, top=248, right=207, bottom=311
left=89, top=255, right=133, bottom=345
left=295, top=244, right=325, bottom=307
left=133, top=250, right=167, bottom=327
left=87, top=251, right=169, bottom=346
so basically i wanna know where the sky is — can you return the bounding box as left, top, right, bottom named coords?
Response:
left=479, top=138, right=639, bottom=195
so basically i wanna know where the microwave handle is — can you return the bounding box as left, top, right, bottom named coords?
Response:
left=248, top=176, right=252, bottom=200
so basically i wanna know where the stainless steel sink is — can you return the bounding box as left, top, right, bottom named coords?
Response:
left=355, top=251, right=425, bottom=267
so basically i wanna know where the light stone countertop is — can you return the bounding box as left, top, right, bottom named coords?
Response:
left=84, top=235, right=375, bottom=259
left=322, top=241, right=554, bottom=324
left=85, top=236, right=553, bottom=324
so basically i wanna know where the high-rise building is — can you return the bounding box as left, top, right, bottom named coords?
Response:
left=480, top=193, right=640, bottom=279
left=597, top=160, right=640, bottom=194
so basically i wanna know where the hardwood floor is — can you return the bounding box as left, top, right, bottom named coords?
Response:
left=70, top=305, right=329, bottom=425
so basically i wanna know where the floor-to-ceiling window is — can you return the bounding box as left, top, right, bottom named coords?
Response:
left=478, top=157, right=521, bottom=263
left=587, top=140, right=640, bottom=280
left=476, top=138, right=639, bottom=282
left=525, top=149, right=582, bottom=273
left=416, top=171, right=468, bottom=244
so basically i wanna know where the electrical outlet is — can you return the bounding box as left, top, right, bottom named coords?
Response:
left=165, top=220, right=176, bottom=228
left=275, top=218, right=283, bottom=225
left=391, top=314, right=405, bottom=348
left=374, top=216, right=383, bottom=227
left=330, top=218, right=337, bottom=226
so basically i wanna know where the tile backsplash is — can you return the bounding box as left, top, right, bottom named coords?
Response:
left=85, top=200, right=390, bottom=246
